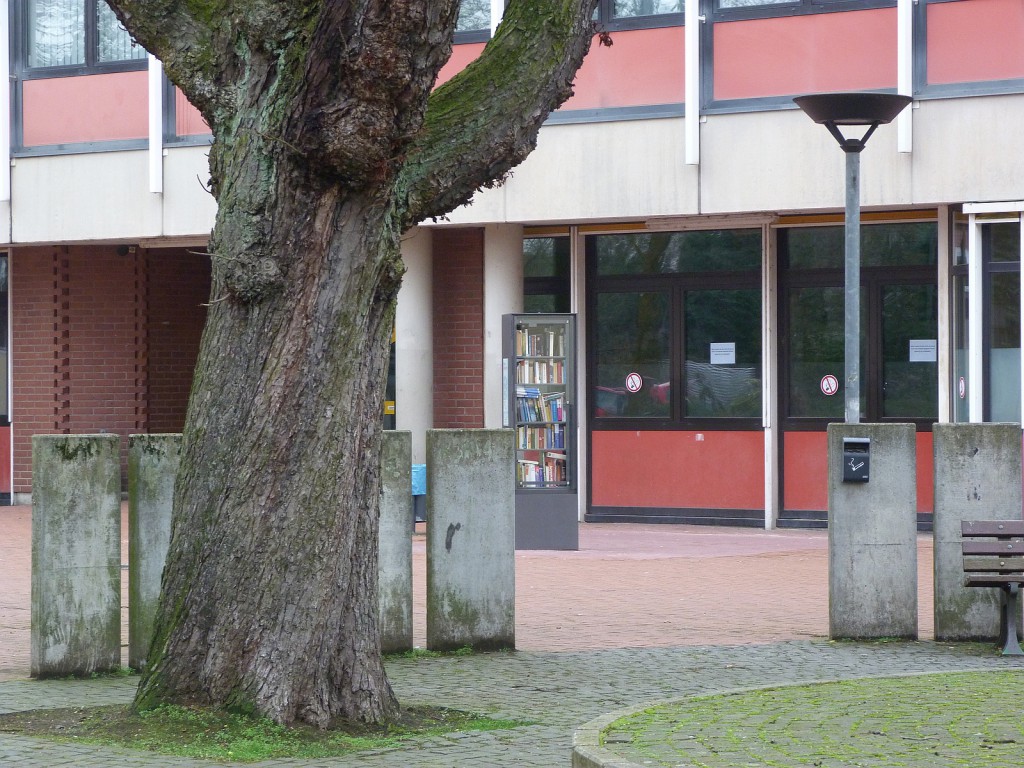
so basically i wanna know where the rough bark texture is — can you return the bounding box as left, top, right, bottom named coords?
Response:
left=106, top=0, right=597, bottom=726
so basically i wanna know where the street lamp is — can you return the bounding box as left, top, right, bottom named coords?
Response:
left=794, top=93, right=912, bottom=424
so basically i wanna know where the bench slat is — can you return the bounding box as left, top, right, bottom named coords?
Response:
left=965, top=575, right=1024, bottom=587
left=963, top=556, right=1024, bottom=572
left=963, top=540, right=1024, bottom=555
left=962, top=520, right=1024, bottom=536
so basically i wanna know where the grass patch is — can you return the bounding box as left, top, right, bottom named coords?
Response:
left=603, top=670, right=1024, bottom=767
left=0, top=703, right=528, bottom=762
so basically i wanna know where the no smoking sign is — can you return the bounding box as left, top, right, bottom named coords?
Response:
left=625, top=372, right=643, bottom=393
left=820, top=374, right=839, bottom=396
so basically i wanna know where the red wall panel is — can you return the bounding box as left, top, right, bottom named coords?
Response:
left=435, top=43, right=486, bottom=88
left=562, top=27, right=684, bottom=110
left=436, top=28, right=683, bottom=110
left=591, top=429, right=764, bottom=509
left=783, top=429, right=935, bottom=513
left=782, top=431, right=828, bottom=512
left=175, top=89, right=210, bottom=137
left=22, top=72, right=148, bottom=146
left=927, top=0, right=1024, bottom=85
left=713, top=9, right=896, bottom=101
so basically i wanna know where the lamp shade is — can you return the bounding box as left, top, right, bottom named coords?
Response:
left=794, top=93, right=912, bottom=126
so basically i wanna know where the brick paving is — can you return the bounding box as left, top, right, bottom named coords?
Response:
left=1, top=505, right=1012, bottom=768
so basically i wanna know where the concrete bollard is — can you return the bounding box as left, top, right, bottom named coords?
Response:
left=933, top=423, right=1023, bottom=641
left=426, top=429, right=515, bottom=651
left=31, top=434, right=121, bottom=677
left=828, top=423, right=918, bottom=640
left=128, top=434, right=181, bottom=671
left=379, top=431, right=414, bottom=653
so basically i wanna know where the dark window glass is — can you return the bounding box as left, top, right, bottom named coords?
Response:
left=787, top=223, right=938, bottom=270
left=594, top=291, right=671, bottom=418
left=523, top=236, right=571, bottom=313
left=685, top=289, right=762, bottom=417
left=882, top=284, right=938, bottom=418
left=787, top=286, right=859, bottom=418
left=989, top=270, right=1020, bottom=422
left=990, top=220, right=1022, bottom=263
left=595, top=230, right=761, bottom=276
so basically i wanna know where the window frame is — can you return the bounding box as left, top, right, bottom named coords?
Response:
left=711, top=0, right=895, bottom=23
left=598, top=0, right=685, bottom=32
left=15, top=0, right=148, bottom=79
left=778, top=223, right=939, bottom=432
left=586, top=230, right=763, bottom=432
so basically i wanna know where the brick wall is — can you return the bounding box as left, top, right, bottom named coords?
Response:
left=146, top=249, right=210, bottom=433
left=10, top=245, right=210, bottom=494
left=432, top=228, right=485, bottom=428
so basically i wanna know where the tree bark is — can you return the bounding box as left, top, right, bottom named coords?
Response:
left=110, top=0, right=598, bottom=727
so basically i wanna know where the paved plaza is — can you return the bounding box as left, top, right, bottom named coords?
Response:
left=2, top=505, right=1021, bottom=766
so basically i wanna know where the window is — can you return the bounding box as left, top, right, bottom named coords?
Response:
left=598, top=0, right=684, bottom=29
left=713, top=0, right=895, bottom=20
left=456, top=0, right=491, bottom=33
left=523, top=237, right=571, bottom=314
left=588, top=229, right=762, bottom=426
left=25, top=0, right=145, bottom=70
left=780, top=222, right=938, bottom=428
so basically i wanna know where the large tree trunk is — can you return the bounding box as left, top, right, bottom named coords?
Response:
left=135, top=151, right=402, bottom=725
left=110, top=0, right=598, bottom=729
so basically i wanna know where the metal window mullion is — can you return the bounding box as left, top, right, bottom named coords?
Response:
left=1019, top=218, right=1024, bottom=427
left=148, top=53, right=163, bottom=193
left=684, top=0, right=701, bottom=165
left=897, top=0, right=913, bottom=153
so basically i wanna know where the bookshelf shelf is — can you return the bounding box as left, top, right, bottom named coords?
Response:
left=503, top=313, right=578, bottom=550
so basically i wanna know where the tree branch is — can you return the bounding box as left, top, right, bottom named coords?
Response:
left=396, top=0, right=599, bottom=229
left=105, top=0, right=319, bottom=128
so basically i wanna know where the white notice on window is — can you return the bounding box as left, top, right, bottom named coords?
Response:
left=710, top=342, right=736, bottom=365
left=909, top=339, right=937, bottom=363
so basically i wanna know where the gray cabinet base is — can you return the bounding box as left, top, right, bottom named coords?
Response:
left=515, top=491, right=579, bottom=550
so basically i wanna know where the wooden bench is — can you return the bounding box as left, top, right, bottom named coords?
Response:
left=962, top=520, right=1024, bottom=656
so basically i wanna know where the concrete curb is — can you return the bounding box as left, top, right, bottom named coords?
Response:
left=570, top=669, right=1017, bottom=768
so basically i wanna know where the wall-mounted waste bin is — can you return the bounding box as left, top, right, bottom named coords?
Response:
left=842, top=437, right=870, bottom=483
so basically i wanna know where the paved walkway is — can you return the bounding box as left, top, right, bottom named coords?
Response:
left=2, top=506, right=1019, bottom=767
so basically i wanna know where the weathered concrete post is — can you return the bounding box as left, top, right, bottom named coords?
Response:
left=128, top=433, right=181, bottom=671
left=828, top=423, right=918, bottom=640
left=426, top=429, right=515, bottom=651
left=31, top=434, right=121, bottom=677
left=933, top=423, right=1023, bottom=641
left=379, top=431, right=413, bottom=653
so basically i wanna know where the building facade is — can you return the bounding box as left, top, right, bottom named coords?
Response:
left=2, top=0, right=1022, bottom=532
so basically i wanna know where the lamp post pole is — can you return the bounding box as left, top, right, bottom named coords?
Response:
left=794, top=92, right=912, bottom=424
left=844, top=147, right=861, bottom=424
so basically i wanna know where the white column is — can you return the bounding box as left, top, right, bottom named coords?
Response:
left=490, top=0, right=504, bottom=34
left=762, top=223, right=778, bottom=529
left=896, top=0, right=913, bottom=154
left=148, top=54, right=164, bottom=194
left=571, top=226, right=587, bottom=522
left=396, top=227, right=434, bottom=463
left=684, top=0, right=701, bottom=166
left=967, top=215, right=983, bottom=422
left=483, top=224, right=524, bottom=429
left=936, top=206, right=952, bottom=423
left=1019, top=217, right=1024, bottom=425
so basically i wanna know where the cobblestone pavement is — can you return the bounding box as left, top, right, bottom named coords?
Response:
left=0, top=506, right=995, bottom=767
